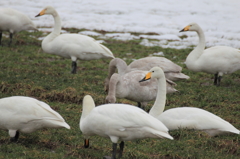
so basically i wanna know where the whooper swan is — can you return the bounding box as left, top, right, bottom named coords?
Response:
left=140, top=67, right=240, bottom=136
left=80, top=95, right=173, bottom=159
left=105, top=70, right=177, bottom=108
left=180, top=22, right=240, bottom=86
left=0, top=96, right=70, bottom=142
left=104, top=57, right=189, bottom=92
left=0, top=8, right=37, bottom=46
left=35, top=6, right=114, bottom=74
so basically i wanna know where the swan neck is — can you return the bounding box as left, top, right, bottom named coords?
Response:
left=108, top=59, right=128, bottom=79
left=107, top=74, right=119, bottom=97
left=187, top=27, right=205, bottom=62
left=46, top=11, right=61, bottom=40
left=195, top=28, right=205, bottom=52
left=149, top=76, right=166, bottom=118
left=81, top=101, right=95, bottom=120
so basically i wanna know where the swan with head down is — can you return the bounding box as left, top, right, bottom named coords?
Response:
left=80, top=95, right=173, bottom=159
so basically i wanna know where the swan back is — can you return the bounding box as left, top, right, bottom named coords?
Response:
left=158, top=107, right=240, bottom=136
left=0, top=8, right=37, bottom=33
left=0, top=96, right=70, bottom=133
left=129, top=57, right=189, bottom=81
left=80, top=96, right=173, bottom=142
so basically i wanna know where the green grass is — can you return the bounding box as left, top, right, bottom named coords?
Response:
left=0, top=29, right=239, bottom=159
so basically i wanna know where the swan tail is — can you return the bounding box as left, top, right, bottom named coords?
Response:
left=225, top=128, right=240, bottom=135
left=204, top=128, right=240, bottom=137
left=99, top=43, right=115, bottom=58
left=154, top=131, right=174, bottom=140
left=166, top=73, right=190, bottom=81
left=43, top=118, right=70, bottom=129
left=166, top=79, right=177, bottom=86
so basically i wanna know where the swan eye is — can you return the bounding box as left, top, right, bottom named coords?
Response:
left=152, top=71, right=154, bottom=73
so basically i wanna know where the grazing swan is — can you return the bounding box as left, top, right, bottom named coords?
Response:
left=180, top=22, right=240, bottom=86
left=104, top=57, right=189, bottom=92
left=140, top=67, right=240, bottom=136
left=105, top=70, right=177, bottom=108
left=0, top=8, right=37, bottom=46
left=0, top=96, right=70, bottom=142
left=80, top=95, right=173, bottom=159
left=35, top=6, right=114, bottom=74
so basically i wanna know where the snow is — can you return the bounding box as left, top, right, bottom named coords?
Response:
left=1, top=0, right=240, bottom=49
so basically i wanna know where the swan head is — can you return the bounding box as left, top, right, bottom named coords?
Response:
left=81, top=95, right=96, bottom=120
left=179, top=22, right=200, bottom=32
left=105, top=95, right=116, bottom=104
left=139, top=67, right=164, bottom=82
left=35, top=6, right=56, bottom=17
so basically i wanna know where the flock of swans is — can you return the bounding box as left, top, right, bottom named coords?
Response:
left=0, top=5, right=240, bottom=159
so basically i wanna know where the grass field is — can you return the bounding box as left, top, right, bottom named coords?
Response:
left=0, top=29, right=239, bottom=159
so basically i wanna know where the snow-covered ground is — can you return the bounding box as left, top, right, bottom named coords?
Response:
left=1, top=0, right=240, bottom=49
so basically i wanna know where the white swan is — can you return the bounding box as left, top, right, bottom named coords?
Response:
left=80, top=95, right=173, bottom=159
left=35, top=6, right=114, bottom=74
left=140, top=67, right=240, bottom=136
left=104, top=57, right=189, bottom=92
left=105, top=70, right=177, bottom=108
left=0, top=96, right=70, bottom=142
left=0, top=8, right=37, bottom=46
left=180, top=22, right=240, bottom=86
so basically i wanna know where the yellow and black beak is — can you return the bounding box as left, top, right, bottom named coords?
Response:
left=139, top=72, right=152, bottom=82
left=35, top=9, right=46, bottom=17
left=179, top=25, right=190, bottom=32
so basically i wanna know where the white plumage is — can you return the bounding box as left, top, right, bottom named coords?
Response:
left=0, top=96, right=70, bottom=142
left=140, top=67, right=240, bottom=136
left=80, top=95, right=173, bottom=159
left=35, top=6, right=114, bottom=74
left=180, top=22, right=240, bottom=86
left=0, top=8, right=37, bottom=46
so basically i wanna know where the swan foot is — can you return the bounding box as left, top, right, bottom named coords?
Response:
left=137, top=102, right=142, bottom=109
left=214, top=74, right=221, bottom=86
left=10, top=131, right=19, bottom=142
left=84, top=139, right=89, bottom=148
left=0, top=32, right=2, bottom=46
left=118, top=141, right=124, bottom=158
left=71, top=61, right=77, bottom=74
left=104, top=143, right=118, bottom=159
left=103, top=156, right=113, bottom=159
left=8, top=33, right=13, bottom=46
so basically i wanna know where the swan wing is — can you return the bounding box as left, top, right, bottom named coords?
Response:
left=129, top=57, right=182, bottom=73
left=158, top=107, right=239, bottom=135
